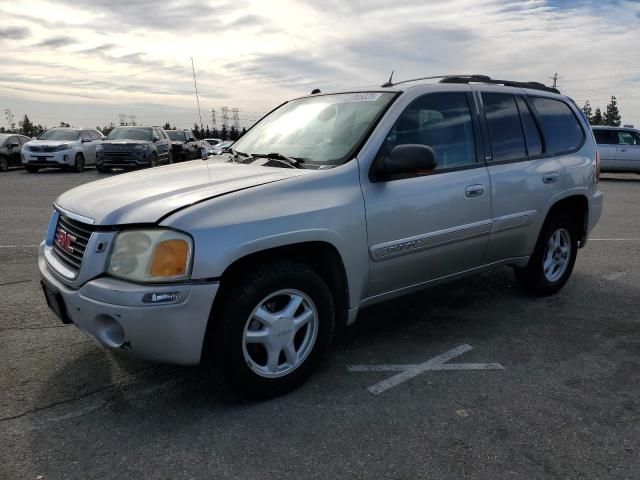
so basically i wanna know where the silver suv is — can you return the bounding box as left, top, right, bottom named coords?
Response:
left=38, top=75, right=603, bottom=398
left=22, top=127, right=104, bottom=172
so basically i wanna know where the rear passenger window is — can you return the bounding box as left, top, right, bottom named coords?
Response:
left=593, top=130, right=617, bottom=145
left=482, top=93, right=526, bottom=162
left=531, top=97, right=584, bottom=154
left=384, top=93, right=477, bottom=172
left=516, top=97, right=542, bottom=156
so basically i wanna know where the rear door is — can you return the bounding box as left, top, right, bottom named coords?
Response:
left=477, top=90, right=584, bottom=263
left=616, top=130, right=640, bottom=172
left=361, top=89, right=492, bottom=298
left=593, top=129, right=618, bottom=171
left=81, top=130, right=96, bottom=163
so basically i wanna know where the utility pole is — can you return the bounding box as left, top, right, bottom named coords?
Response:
left=118, top=113, right=127, bottom=126
left=190, top=57, right=204, bottom=130
left=211, top=108, right=217, bottom=129
left=221, top=107, right=230, bottom=130
left=232, top=108, right=240, bottom=130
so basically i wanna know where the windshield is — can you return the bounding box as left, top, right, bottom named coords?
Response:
left=108, top=128, right=153, bottom=141
left=38, top=129, right=80, bottom=141
left=232, top=92, right=396, bottom=165
left=167, top=131, right=186, bottom=141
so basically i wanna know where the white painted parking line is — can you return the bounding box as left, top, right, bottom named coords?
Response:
left=0, top=245, right=38, bottom=248
left=348, top=344, right=504, bottom=395
left=603, top=271, right=627, bottom=281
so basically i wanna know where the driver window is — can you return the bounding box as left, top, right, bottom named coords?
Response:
left=384, top=93, right=477, bottom=171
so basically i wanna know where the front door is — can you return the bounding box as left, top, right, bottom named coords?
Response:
left=361, top=91, right=492, bottom=299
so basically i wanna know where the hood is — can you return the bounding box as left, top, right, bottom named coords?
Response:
left=55, top=160, right=311, bottom=225
left=103, top=139, right=152, bottom=145
left=27, top=139, right=78, bottom=147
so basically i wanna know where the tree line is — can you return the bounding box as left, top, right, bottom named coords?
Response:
left=581, top=96, right=622, bottom=126
left=1, top=114, right=249, bottom=141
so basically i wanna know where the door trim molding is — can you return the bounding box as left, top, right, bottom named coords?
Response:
left=370, top=219, right=492, bottom=261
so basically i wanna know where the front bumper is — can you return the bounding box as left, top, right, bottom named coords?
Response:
left=23, top=150, right=74, bottom=166
left=38, top=252, right=218, bottom=365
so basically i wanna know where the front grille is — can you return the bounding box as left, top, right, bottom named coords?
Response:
left=52, top=214, right=96, bottom=273
left=29, top=146, right=58, bottom=153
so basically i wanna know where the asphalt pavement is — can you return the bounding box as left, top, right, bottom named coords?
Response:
left=1, top=167, right=639, bottom=479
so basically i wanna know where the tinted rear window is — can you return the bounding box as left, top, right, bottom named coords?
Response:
left=483, top=93, right=526, bottom=162
left=593, top=129, right=617, bottom=145
left=532, top=97, right=584, bottom=154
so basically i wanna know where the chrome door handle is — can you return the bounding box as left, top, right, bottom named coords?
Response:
left=542, top=173, right=559, bottom=184
left=465, top=184, right=485, bottom=197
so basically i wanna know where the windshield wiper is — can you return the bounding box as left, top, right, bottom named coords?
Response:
left=250, top=152, right=305, bottom=169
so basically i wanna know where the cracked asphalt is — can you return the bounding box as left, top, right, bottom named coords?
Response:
left=1, top=167, right=639, bottom=479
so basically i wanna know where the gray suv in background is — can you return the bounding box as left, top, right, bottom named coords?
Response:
left=39, top=75, right=603, bottom=398
left=96, top=126, right=172, bottom=172
left=592, top=126, right=640, bottom=173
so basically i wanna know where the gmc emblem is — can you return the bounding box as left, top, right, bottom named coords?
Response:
left=55, top=228, right=76, bottom=253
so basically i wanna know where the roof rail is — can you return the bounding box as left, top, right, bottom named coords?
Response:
left=439, top=75, right=560, bottom=94
left=381, top=74, right=480, bottom=88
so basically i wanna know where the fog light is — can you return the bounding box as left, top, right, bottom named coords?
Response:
left=142, top=292, right=181, bottom=304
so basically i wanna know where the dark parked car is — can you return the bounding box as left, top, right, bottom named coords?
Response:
left=166, top=129, right=201, bottom=162
left=0, top=134, right=31, bottom=171
left=96, top=126, right=172, bottom=172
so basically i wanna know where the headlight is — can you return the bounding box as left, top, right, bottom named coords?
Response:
left=54, top=144, right=71, bottom=151
left=107, top=229, right=193, bottom=283
left=134, top=145, right=147, bottom=150
left=95, top=144, right=103, bottom=151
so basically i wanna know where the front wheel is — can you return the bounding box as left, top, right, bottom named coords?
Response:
left=0, top=156, right=8, bottom=172
left=73, top=153, right=85, bottom=173
left=514, top=214, right=578, bottom=296
left=208, top=262, right=335, bottom=399
left=149, top=152, right=158, bottom=167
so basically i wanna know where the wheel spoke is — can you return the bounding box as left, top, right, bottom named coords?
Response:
left=254, top=307, right=278, bottom=326
left=293, top=308, right=313, bottom=331
left=283, top=341, right=298, bottom=366
left=266, top=346, right=280, bottom=373
left=281, top=294, right=303, bottom=318
left=245, top=329, right=269, bottom=344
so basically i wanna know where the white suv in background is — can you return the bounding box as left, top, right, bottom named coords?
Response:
left=22, top=127, right=104, bottom=173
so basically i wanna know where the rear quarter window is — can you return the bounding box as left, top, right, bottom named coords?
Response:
left=531, top=97, right=585, bottom=155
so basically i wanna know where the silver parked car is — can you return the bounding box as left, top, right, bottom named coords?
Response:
left=22, top=127, right=104, bottom=173
left=38, top=75, right=603, bottom=398
left=592, top=126, right=640, bottom=173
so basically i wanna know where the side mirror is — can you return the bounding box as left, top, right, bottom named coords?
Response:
left=380, top=144, right=437, bottom=176
left=153, top=136, right=159, bottom=142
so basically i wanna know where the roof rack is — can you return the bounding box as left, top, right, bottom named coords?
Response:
left=440, top=75, right=560, bottom=94
left=381, top=74, right=559, bottom=94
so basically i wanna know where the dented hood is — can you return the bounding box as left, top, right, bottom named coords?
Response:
left=55, top=160, right=309, bottom=225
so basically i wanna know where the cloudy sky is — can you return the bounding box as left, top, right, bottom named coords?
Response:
left=1, top=0, right=639, bottom=130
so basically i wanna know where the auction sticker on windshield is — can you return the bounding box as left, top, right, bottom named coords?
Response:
left=340, top=93, right=384, bottom=103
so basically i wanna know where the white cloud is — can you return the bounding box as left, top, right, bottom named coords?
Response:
left=1, top=0, right=639, bottom=128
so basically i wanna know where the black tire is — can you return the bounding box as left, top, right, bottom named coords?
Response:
left=25, top=165, right=39, bottom=173
left=207, top=261, right=335, bottom=399
left=167, top=152, right=173, bottom=164
left=514, top=214, right=578, bottom=296
left=0, top=156, right=7, bottom=172
left=96, top=164, right=110, bottom=173
left=149, top=152, right=158, bottom=167
left=73, top=153, right=85, bottom=173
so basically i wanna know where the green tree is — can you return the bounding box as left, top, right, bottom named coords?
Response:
left=604, top=96, right=621, bottom=127
left=240, top=127, right=247, bottom=138
left=220, top=125, right=229, bottom=140
left=591, top=107, right=603, bottom=126
left=582, top=101, right=593, bottom=124
left=19, top=114, right=35, bottom=136
left=59, top=121, right=70, bottom=127
left=162, top=122, right=172, bottom=130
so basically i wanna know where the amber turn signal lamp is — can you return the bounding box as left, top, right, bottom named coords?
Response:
left=149, top=240, right=189, bottom=277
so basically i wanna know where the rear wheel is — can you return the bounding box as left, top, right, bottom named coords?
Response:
left=0, top=156, right=7, bottom=172
left=25, top=165, right=39, bottom=173
left=73, top=153, right=85, bottom=173
left=149, top=152, right=158, bottom=167
left=207, top=261, right=335, bottom=399
left=514, top=214, right=578, bottom=296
